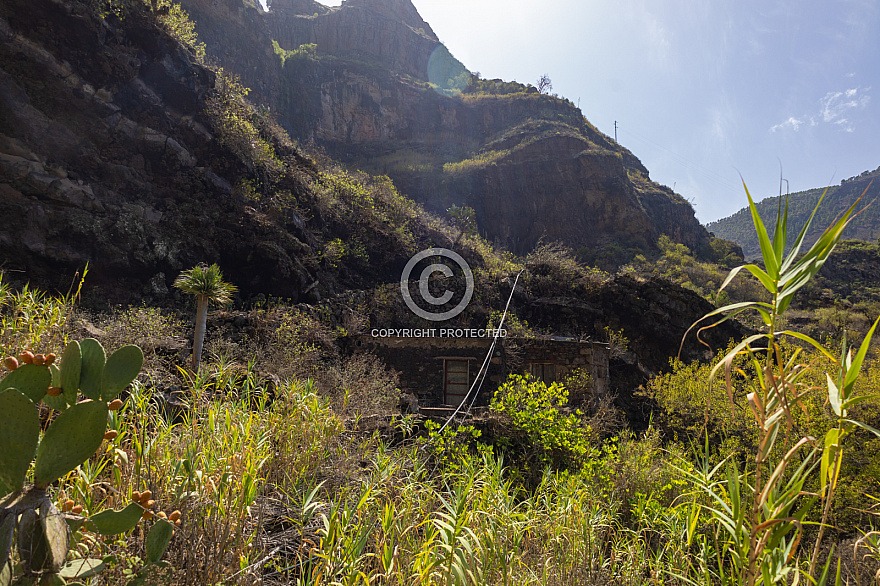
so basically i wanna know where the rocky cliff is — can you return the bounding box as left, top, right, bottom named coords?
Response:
left=180, top=0, right=712, bottom=262
left=0, top=0, right=342, bottom=301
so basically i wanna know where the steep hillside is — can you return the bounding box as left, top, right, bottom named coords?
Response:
left=0, top=0, right=742, bottom=385
left=0, top=0, right=450, bottom=302
left=180, top=0, right=712, bottom=263
left=707, top=167, right=880, bottom=259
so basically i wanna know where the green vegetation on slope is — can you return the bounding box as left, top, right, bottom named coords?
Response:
left=708, top=167, right=880, bottom=258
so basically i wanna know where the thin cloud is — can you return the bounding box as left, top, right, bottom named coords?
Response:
left=770, top=117, right=805, bottom=132
left=820, top=87, right=870, bottom=131
left=770, top=87, right=870, bottom=133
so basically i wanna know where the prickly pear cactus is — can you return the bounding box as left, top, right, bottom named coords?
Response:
left=0, top=389, right=40, bottom=493
left=33, top=399, right=109, bottom=489
left=0, top=338, right=159, bottom=583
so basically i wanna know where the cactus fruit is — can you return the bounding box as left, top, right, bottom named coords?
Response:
left=44, top=353, right=56, bottom=366
left=33, top=400, right=109, bottom=489
left=19, top=351, right=34, bottom=365
left=42, top=363, right=68, bottom=412
left=32, top=354, right=45, bottom=366
left=71, top=505, right=83, bottom=514
left=168, top=510, right=181, bottom=522
left=3, top=357, right=18, bottom=371
left=103, top=430, right=118, bottom=441
left=86, top=503, right=143, bottom=535
left=101, top=345, right=144, bottom=401
left=139, top=490, right=153, bottom=503
left=0, top=363, right=52, bottom=404
left=62, top=500, right=75, bottom=512
left=108, top=398, right=123, bottom=411
left=78, top=338, right=106, bottom=400
left=0, top=389, right=41, bottom=492
left=132, top=491, right=141, bottom=502
left=60, top=340, right=82, bottom=406
left=46, top=386, right=62, bottom=397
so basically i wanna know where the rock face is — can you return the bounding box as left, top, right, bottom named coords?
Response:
left=0, top=0, right=321, bottom=300
left=269, top=0, right=439, bottom=80
left=0, top=0, right=740, bottom=411
left=180, top=0, right=712, bottom=261
left=514, top=273, right=749, bottom=427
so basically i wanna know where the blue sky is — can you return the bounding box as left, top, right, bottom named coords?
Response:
left=307, top=0, right=880, bottom=223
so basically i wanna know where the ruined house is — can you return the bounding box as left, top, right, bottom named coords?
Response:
left=349, top=333, right=610, bottom=409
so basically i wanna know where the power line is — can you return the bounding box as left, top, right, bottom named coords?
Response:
left=425, top=269, right=524, bottom=446
left=617, top=124, right=742, bottom=194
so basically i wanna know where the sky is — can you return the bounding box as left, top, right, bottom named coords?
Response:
left=304, top=0, right=880, bottom=224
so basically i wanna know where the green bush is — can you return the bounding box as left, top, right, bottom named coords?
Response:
left=490, top=374, right=592, bottom=485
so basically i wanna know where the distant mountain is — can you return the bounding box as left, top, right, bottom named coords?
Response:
left=179, top=0, right=713, bottom=264
left=707, top=168, right=880, bottom=259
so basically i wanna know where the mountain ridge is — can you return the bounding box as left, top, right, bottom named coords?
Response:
left=707, top=167, right=880, bottom=259
left=180, top=0, right=715, bottom=264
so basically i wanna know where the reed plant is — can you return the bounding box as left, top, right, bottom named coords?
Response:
left=676, top=182, right=880, bottom=584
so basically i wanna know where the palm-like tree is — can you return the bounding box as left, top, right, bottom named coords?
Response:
left=173, top=264, right=237, bottom=371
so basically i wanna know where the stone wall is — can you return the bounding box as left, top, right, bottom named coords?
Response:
left=513, top=337, right=609, bottom=401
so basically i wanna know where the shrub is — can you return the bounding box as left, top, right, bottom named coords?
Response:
left=204, top=69, right=283, bottom=176
left=523, top=241, right=608, bottom=297
left=154, top=0, right=206, bottom=62
left=321, top=353, right=401, bottom=417
left=489, top=374, right=593, bottom=485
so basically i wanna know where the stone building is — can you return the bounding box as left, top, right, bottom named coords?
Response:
left=348, top=333, right=610, bottom=409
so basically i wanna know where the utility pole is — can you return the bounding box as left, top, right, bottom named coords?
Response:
left=614, top=120, right=618, bottom=142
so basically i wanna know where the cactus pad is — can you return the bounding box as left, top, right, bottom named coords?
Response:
left=145, top=518, right=175, bottom=564
left=0, top=511, right=13, bottom=574
left=43, top=363, right=67, bottom=412
left=78, top=338, right=105, bottom=400
left=16, top=501, right=68, bottom=573
left=101, top=345, right=144, bottom=401
left=60, top=340, right=82, bottom=405
left=34, top=400, right=109, bottom=489
left=40, top=500, right=68, bottom=572
left=0, top=389, right=40, bottom=493
left=86, top=502, right=143, bottom=535
left=59, top=557, right=105, bottom=580
left=0, top=363, right=51, bottom=404
left=16, top=508, right=44, bottom=573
